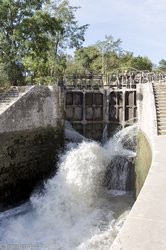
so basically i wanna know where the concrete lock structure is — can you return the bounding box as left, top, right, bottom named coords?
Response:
left=0, top=70, right=166, bottom=249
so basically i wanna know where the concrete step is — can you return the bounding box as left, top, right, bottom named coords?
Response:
left=154, top=90, right=166, bottom=93
left=154, top=89, right=166, bottom=91
left=153, top=84, right=166, bottom=123
left=157, top=110, right=166, bottom=116
left=154, top=88, right=166, bottom=90
left=157, top=115, right=166, bottom=119
left=154, top=84, right=166, bottom=87
left=158, top=124, right=166, bottom=128
left=158, top=125, right=166, bottom=129
left=155, top=93, right=166, bottom=95
left=154, top=93, right=166, bottom=98
left=158, top=131, right=166, bottom=135
left=158, top=129, right=166, bottom=134
left=158, top=122, right=166, bottom=126
left=158, top=122, right=166, bottom=125
left=155, top=97, right=166, bottom=101
left=156, top=102, right=166, bottom=105
left=157, top=113, right=166, bottom=116
left=155, top=92, right=166, bottom=94
left=156, top=107, right=166, bottom=110
left=156, top=106, right=166, bottom=110
left=156, top=107, right=166, bottom=111
left=157, top=115, right=166, bottom=120
left=154, top=87, right=166, bottom=89
left=155, top=94, right=166, bottom=97
left=155, top=99, right=166, bottom=102
left=158, top=127, right=166, bottom=131
left=158, top=130, right=166, bottom=135
left=157, top=109, right=166, bottom=112
left=155, top=100, right=166, bottom=103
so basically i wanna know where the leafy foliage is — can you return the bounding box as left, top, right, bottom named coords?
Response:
left=0, top=62, right=10, bottom=90
left=130, top=56, right=152, bottom=71
left=71, top=36, right=153, bottom=74
left=0, top=0, right=88, bottom=85
left=74, top=46, right=101, bottom=72
left=158, top=59, right=166, bottom=71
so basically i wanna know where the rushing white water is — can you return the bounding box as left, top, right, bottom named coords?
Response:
left=65, top=121, right=86, bottom=142
left=0, top=125, right=136, bottom=250
left=102, top=124, right=108, bottom=144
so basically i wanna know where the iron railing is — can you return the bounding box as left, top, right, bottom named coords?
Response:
left=59, top=71, right=166, bottom=90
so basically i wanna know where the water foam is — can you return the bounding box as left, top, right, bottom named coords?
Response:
left=0, top=126, right=136, bottom=250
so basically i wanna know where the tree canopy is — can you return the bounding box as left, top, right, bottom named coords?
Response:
left=0, top=0, right=88, bottom=86
left=158, top=59, right=166, bottom=71
left=70, top=36, right=153, bottom=74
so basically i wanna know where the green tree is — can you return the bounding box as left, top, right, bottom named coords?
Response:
left=66, top=35, right=153, bottom=75
left=0, top=0, right=88, bottom=85
left=131, top=56, right=152, bottom=71
left=95, top=35, right=122, bottom=73
left=118, top=52, right=134, bottom=70
left=95, top=35, right=122, bottom=54
left=0, top=0, right=48, bottom=85
left=48, top=0, right=89, bottom=53
left=72, top=35, right=122, bottom=74
left=158, top=59, right=166, bottom=71
left=65, top=54, right=79, bottom=74
left=0, top=62, right=10, bottom=91
left=74, top=46, right=101, bottom=72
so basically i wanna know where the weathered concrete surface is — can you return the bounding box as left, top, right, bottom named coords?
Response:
left=0, top=126, right=63, bottom=210
left=135, top=131, right=152, bottom=196
left=111, top=83, right=166, bottom=250
left=0, top=85, right=63, bottom=210
left=0, top=86, right=62, bottom=133
left=0, top=86, right=34, bottom=115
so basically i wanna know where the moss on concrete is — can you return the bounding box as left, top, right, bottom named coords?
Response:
left=0, top=126, right=63, bottom=210
left=135, top=130, right=152, bottom=196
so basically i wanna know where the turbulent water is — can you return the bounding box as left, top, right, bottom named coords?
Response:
left=0, top=125, right=137, bottom=250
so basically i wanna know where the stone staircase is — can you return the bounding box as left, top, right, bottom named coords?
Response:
left=153, top=83, right=166, bottom=135
left=0, top=86, right=33, bottom=115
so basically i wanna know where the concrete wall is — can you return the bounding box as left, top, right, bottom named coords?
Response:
left=137, top=82, right=158, bottom=144
left=0, top=86, right=62, bottom=133
left=0, top=86, right=63, bottom=210
left=135, top=131, right=152, bottom=196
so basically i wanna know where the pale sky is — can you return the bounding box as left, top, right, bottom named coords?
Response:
left=69, top=0, right=166, bottom=65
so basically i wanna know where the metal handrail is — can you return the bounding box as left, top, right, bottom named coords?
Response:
left=60, top=71, right=166, bottom=90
